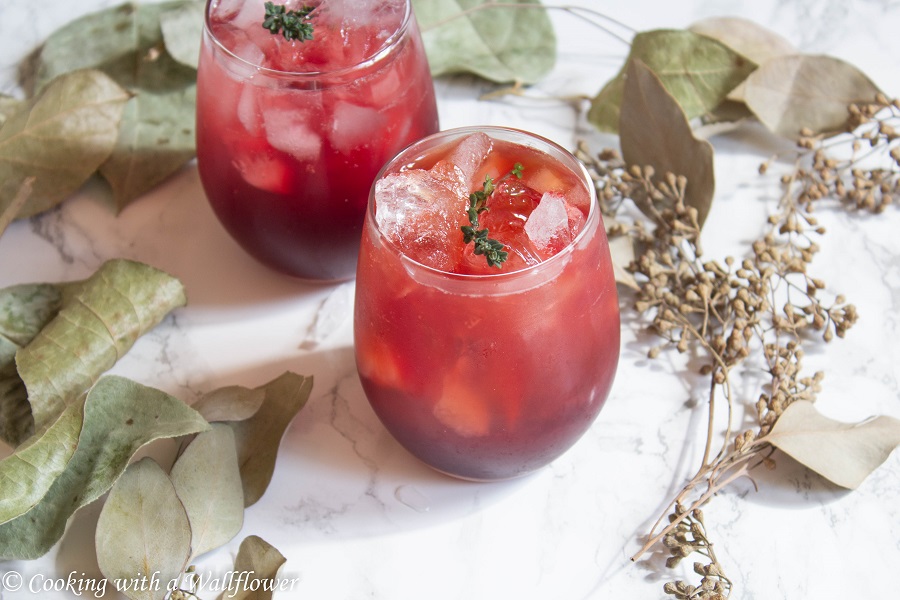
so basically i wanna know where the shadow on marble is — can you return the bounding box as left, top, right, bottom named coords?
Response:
left=13, top=166, right=338, bottom=312
left=732, top=453, right=850, bottom=509
left=197, top=346, right=534, bottom=545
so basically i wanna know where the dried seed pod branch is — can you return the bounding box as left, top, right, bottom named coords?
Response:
left=576, top=95, right=896, bottom=599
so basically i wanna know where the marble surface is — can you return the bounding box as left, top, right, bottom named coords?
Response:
left=1, top=0, right=899, bottom=598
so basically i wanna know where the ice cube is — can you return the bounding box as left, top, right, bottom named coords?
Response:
left=262, top=108, right=322, bottom=162
left=236, top=85, right=263, bottom=136
left=329, top=101, right=387, bottom=154
left=375, top=169, right=467, bottom=271
left=323, top=0, right=404, bottom=29
left=524, top=192, right=575, bottom=258
left=230, top=0, right=263, bottom=31
left=432, top=132, right=493, bottom=192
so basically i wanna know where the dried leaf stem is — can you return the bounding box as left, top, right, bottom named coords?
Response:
left=577, top=95, right=898, bottom=599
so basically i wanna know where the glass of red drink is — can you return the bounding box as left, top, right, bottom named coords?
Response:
left=196, top=0, right=439, bottom=281
left=354, top=127, right=620, bottom=481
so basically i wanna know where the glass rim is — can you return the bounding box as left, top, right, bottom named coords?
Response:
left=367, top=125, right=601, bottom=285
left=203, top=0, right=413, bottom=79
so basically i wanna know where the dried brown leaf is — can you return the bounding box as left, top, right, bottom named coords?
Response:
left=619, top=59, right=716, bottom=227
left=742, top=55, right=883, bottom=139
left=689, top=16, right=795, bottom=67
left=768, top=400, right=900, bottom=489
left=223, top=535, right=287, bottom=600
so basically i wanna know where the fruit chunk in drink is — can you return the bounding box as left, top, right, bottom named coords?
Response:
left=354, top=127, right=620, bottom=480
left=196, top=0, right=439, bottom=280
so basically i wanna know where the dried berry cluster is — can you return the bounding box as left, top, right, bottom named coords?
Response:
left=576, top=96, right=897, bottom=599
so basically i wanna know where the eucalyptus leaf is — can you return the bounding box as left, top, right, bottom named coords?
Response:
left=160, top=0, right=205, bottom=70
left=0, top=400, right=83, bottom=525
left=0, top=69, right=128, bottom=220
left=0, top=364, right=30, bottom=448
left=0, top=283, right=65, bottom=365
left=191, top=385, right=266, bottom=423
left=13, top=259, right=186, bottom=443
left=0, top=280, right=78, bottom=445
left=0, top=375, right=209, bottom=560
left=767, top=400, right=900, bottom=490
left=34, top=1, right=191, bottom=90
left=35, top=1, right=199, bottom=210
left=608, top=230, right=638, bottom=291
left=202, top=373, right=313, bottom=507
left=688, top=16, right=795, bottom=67
left=0, top=178, right=34, bottom=239
left=412, top=0, right=556, bottom=84
left=222, top=535, right=287, bottom=600
left=689, top=16, right=796, bottom=105
left=589, top=29, right=756, bottom=133
left=99, top=83, right=196, bottom=209
left=619, top=59, right=715, bottom=227
left=96, top=457, right=192, bottom=600
left=742, top=54, right=883, bottom=139
left=170, top=424, right=244, bottom=560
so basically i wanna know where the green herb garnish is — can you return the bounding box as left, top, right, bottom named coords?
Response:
left=262, top=2, right=315, bottom=42
left=460, top=162, right=524, bottom=268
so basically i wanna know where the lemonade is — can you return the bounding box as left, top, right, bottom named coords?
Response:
left=196, top=0, right=439, bottom=280
left=354, top=127, right=620, bottom=480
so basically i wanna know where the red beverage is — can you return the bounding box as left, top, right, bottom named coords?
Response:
left=196, top=0, right=439, bottom=281
left=354, top=127, right=620, bottom=480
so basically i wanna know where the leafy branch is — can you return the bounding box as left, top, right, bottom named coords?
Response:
left=460, top=163, right=523, bottom=268
left=262, top=1, right=315, bottom=42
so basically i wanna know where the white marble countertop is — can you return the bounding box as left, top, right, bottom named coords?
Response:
left=1, top=0, right=899, bottom=598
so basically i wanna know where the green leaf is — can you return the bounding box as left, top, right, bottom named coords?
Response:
left=768, top=400, right=900, bottom=489
left=413, top=0, right=556, bottom=84
left=198, top=373, right=313, bottom=507
left=0, top=280, right=80, bottom=445
left=170, top=424, right=244, bottom=560
left=34, top=1, right=198, bottom=210
left=99, top=83, right=196, bottom=209
left=742, top=55, right=883, bottom=139
left=34, top=1, right=190, bottom=90
left=0, top=375, right=209, bottom=560
left=3, top=259, right=186, bottom=446
left=96, top=457, right=192, bottom=600
left=224, top=535, right=287, bottom=600
left=0, top=400, right=83, bottom=525
left=589, top=29, right=756, bottom=133
left=619, top=59, right=715, bottom=227
left=0, top=69, right=128, bottom=220
left=160, top=0, right=205, bottom=70
left=0, top=283, right=64, bottom=366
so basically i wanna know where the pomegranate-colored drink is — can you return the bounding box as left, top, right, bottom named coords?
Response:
left=354, top=127, right=620, bottom=480
left=196, top=0, right=439, bottom=281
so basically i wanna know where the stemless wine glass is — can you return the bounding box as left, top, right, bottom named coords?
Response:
left=196, top=0, right=439, bottom=281
left=354, top=126, right=621, bottom=481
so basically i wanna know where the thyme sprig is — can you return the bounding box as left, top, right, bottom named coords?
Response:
left=262, top=1, right=315, bottom=42
left=577, top=95, right=898, bottom=600
left=461, top=163, right=524, bottom=267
